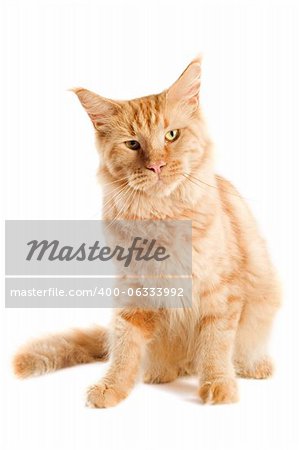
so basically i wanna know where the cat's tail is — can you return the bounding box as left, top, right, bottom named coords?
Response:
left=13, top=326, right=109, bottom=378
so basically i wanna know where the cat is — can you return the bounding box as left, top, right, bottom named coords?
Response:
left=13, top=57, right=281, bottom=407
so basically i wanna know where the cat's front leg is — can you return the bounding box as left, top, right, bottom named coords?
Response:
left=86, top=309, right=157, bottom=408
left=197, top=293, right=242, bottom=405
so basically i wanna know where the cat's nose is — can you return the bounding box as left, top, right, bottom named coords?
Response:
left=146, top=161, right=166, bottom=174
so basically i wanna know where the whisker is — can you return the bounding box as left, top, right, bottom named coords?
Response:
left=127, top=189, right=142, bottom=235
left=102, top=183, right=128, bottom=213
left=109, top=185, right=132, bottom=214
left=184, top=173, right=244, bottom=199
left=100, top=176, right=129, bottom=188
left=101, top=181, right=128, bottom=211
left=106, top=186, right=137, bottom=229
left=183, top=174, right=206, bottom=193
left=89, top=180, right=129, bottom=219
left=134, top=190, right=142, bottom=221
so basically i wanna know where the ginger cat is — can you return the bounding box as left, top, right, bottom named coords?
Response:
left=13, top=58, right=281, bottom=407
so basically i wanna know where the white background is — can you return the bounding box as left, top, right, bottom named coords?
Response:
left=1, top=0, right=298, bottom=449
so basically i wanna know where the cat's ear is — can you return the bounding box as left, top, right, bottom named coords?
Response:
left=71, top=88, right=119, bottom=130
left=167, top=56, right=201, bottom=109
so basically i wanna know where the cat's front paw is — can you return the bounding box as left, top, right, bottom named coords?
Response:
left=198, top=377, right=239, bottom=404
left=86, top=383, right=128, bottom=408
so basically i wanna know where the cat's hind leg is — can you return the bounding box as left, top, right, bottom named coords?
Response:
left=13, top=326, right=109, bottom=378
left=143, top=364, right=179, bottom=384
left=234, top=279, right=281, bottom=379
left=142, top=338, right=180, bottom=384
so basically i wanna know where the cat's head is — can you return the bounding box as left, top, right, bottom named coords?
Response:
left=73, top=57, right=209, bottom=197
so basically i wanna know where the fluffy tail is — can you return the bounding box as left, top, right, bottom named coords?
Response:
left=13, top=326, right=109, bottom=378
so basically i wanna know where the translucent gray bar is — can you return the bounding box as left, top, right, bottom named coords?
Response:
left=5, top=277, right=192, bottom=308
left=5, top=220, right=192, bottom=277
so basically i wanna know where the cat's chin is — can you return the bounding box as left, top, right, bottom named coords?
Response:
left=152, top=180, right=180, bottom=197
left=129, top=176, right=183, bottom=198
left=141, top=180, right=181, bottom=198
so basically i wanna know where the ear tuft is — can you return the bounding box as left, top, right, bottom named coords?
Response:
left=167, top=56, right=202, bottom=109
left=71, top=87, right=118, bottom=129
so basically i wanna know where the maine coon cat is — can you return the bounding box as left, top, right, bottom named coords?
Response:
left=13, top=57, right=281, bottom=407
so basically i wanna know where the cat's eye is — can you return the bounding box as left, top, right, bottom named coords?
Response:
left=165, top=129, right=180, bottom=142
left=125, top=140, right=141, bottom=150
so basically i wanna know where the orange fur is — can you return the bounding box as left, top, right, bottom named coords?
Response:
left=120, top=309, right=158, bottom=338
left=13, top=57, right=281, bottom=408
left=13, top=326, right=109, bottom=378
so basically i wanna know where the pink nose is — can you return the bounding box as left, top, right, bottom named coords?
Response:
left=146, top=161, right=166, bottom=174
